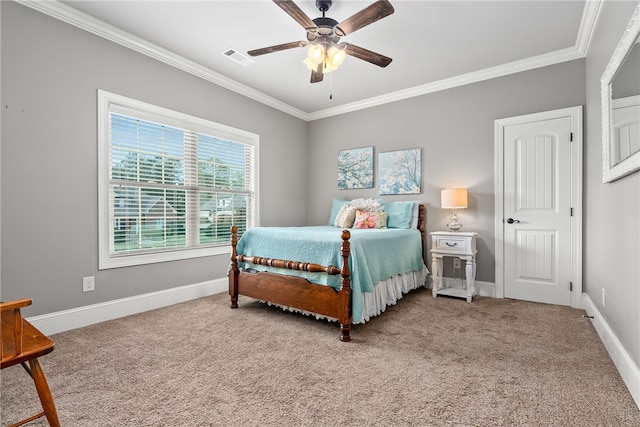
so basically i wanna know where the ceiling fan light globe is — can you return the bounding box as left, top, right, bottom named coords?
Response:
left=328, top=47, right=346, bottom=67
left=307, top=45, right=325, bottom=65
left=303, top=58, right=316, bottom=70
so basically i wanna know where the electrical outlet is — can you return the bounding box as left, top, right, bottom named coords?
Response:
left=453, top=258, right=461, bottom=269
left=83, top=276, right=95, bottom=292
left=601, top=288, right=606, bottom=307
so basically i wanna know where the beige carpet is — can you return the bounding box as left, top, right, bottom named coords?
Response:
left=1, top=289, right=639, bottom=426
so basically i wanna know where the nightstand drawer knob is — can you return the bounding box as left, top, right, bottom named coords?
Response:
left=445, top=242, right=457, bottom=247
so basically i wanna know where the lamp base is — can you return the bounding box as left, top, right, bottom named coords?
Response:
left=447, top=209, right=463, bottom=232
left=447, top=221, right=463, bottom=232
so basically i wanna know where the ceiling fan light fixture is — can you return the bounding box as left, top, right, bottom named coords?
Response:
left=307, top=44, right=325, bottom=65
left=254, top=0, right=394, bottom=83
left=303, top=40, right=345, bottom=73
left=327, top=46, right=346, bottom=68
left=303, top=57, right=316, bottom=70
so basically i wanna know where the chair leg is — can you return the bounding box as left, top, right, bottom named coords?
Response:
left=28, top=358, right=60, bottom=427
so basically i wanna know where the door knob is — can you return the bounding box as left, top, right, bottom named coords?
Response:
left=506, top=218, right=521, bottom=224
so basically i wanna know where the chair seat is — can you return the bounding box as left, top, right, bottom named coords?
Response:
left=1, top=311, right=55, bottom=368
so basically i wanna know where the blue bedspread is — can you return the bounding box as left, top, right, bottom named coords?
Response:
left=235, top=226, right=425, bottom=321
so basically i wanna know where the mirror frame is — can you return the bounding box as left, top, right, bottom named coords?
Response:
left=601, top=4, right=640, bottom=183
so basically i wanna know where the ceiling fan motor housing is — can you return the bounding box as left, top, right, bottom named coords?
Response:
left=309, top=16, right=340, bottom=41
left=316, top=0, right=332, bottom=13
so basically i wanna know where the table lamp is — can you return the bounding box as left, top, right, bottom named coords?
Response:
left=441, top=188, right=468, bottom=232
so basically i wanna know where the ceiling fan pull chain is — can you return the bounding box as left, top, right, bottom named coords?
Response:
left=329, top=64, right=334, bottom=100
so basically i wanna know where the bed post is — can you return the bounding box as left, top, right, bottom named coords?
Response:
left=338, top=229, right=352, bottom=342
left=418, top=204, right=426, bottom=263
left=229, top=226, right=239, bottom=309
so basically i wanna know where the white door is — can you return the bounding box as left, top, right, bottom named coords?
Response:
left=496, top=107, right=582, bottom=307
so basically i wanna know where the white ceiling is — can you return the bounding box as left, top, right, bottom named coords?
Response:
left=30, top=1, right=599, bottom=120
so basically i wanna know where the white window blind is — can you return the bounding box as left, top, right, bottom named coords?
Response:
left=98, top=90, right=258, bottom=269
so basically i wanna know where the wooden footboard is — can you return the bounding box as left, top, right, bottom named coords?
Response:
left=229, top=227, right=352, bottom=342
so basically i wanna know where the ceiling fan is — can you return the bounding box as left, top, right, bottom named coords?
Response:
left=247, top=0, right=394, bottom=83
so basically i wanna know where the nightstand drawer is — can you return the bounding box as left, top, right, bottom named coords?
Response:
left=434, top=236, right=469, bottom=252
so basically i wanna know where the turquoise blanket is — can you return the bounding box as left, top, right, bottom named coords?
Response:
left=235, top=226, right=425, bottom=321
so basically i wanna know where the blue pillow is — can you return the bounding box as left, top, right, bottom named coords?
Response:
left=328, top=198, right=351, bottom=225
left=383, top=201, right=416, bottom=229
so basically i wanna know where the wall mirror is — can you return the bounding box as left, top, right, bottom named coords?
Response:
left=601, top=4, right=640, bottom=183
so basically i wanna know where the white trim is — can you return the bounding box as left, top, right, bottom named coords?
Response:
left=16, top=0, right=308, bottom=121
left=583, top=293, right=640, bottom=410
left=97, top=89, right=259, bottom=269
left=574, top=0, right=604, bottom=56
left=440, top=278, right=496, bottom=299
left=16, top=0, right=603, bottom=122
left=28, top=279, right=228, bottom=336
left=494, top=106, right=583, bottom=308
left=308, top=46, right=585, bottom=121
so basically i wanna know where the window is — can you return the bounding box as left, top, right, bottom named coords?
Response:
left=98, top=90, right=259, bottom=269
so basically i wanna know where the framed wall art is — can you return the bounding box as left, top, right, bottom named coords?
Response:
left=337, top=146, right=374, bottom=189
left=378, top=148, right=421, bottom=195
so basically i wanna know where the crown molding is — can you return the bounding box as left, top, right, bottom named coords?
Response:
left=575, top=0, right=604, bottom=56
left=17, top=0, right=603, bottom=123
left=308, top=46, right=586, bottom=121
left=310, top=0, right=605, bottom=121
left=15, top=0, right=310, bottom=121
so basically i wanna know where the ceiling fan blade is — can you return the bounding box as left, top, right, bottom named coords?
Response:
left=247, top=41, right=307, bottom=57
left=273, top=0, right=317, bottom=31
left=343, top=44, right=392, bottom=67
left=336, top=0, right=394, bottom=36
left=310, top=63, right=324, bottom=83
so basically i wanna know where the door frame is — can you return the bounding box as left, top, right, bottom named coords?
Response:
left=494, top=106, right=583, bottom=308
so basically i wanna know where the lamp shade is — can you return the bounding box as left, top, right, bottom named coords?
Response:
left=441, top=188, right=468, bottom=209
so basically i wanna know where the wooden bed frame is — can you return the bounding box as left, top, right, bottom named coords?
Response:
left=229, top=204, right=426, bottom=342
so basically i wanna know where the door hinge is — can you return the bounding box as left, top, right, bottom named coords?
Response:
left=570, top=282, right=573, bottom=291
left=570, top=132, right=573, bottom=142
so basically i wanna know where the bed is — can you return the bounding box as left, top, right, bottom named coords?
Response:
left=228, top=200, right=428, bottom=342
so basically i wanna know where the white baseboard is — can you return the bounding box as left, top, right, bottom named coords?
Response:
left=28, top=278, right=228, bottom=336
left=28, top=277, right=491, bottom=336
left=583, top=293, right=640, bottom=409
left=440, top=278, right=496, bottom=298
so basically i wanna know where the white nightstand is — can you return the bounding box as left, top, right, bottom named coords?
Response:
left=430, top=231, right=477, bottom=302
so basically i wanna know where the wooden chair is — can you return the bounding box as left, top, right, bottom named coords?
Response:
left=1, top=298, right=60, bottom=427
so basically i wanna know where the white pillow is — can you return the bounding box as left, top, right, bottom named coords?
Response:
left=334, top=204, right=358, bottom=227
left=328, top=198, right=350, bottom=225
left=350, top=197, right=384, bottom=212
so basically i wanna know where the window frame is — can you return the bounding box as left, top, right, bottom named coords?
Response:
left=97, top=89, right=259, bottom=269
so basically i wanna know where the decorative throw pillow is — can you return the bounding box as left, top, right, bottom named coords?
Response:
left=328, top=198, right=350, bottom=225
left=350, top=197, right=384, bottom=212
left=353, top=210, right=387, bottom=229
left=334, top=204, right=358, bottom=228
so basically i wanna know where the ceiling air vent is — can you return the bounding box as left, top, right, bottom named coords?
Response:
left=221, top=48, right=255, bottom=67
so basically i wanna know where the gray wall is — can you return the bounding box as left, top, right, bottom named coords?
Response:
left=584, top=0, right=640, bottom=370
left=3, top=1, right=639, bottom=377
left=0, top=2, right=308, bottom=316
left=306, top=60, right=586, bottom=283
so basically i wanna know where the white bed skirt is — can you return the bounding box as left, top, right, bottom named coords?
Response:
left=262, top=265, right=429, bottom=324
